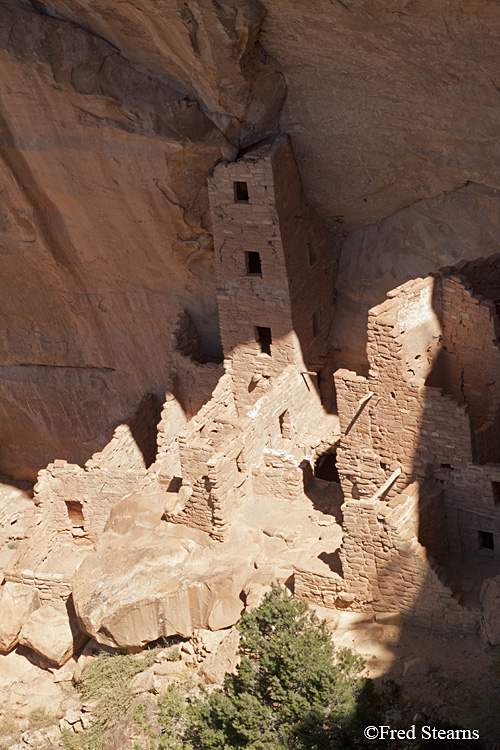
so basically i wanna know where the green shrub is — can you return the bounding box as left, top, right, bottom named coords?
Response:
left=156, top=584, right=373, bottom=750
left=81, top=649, right=158, bottom=726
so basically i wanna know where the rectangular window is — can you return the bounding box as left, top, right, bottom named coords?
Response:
left=279, top=409, right=292, bottom=439
left=65, top=501, right=84, bottom=528
left=234, top=181, right=249, bottom=203
left=308, top=241, right=318, bottom=265
left=479, top=530, right=494, bottom=550
left=313, top=310, right=321, bottom=337
left=492, top=482, right=500, bottom=505
left=255, top=326, right=272, bottom=356
left=245, top=251, right=262, bottom=276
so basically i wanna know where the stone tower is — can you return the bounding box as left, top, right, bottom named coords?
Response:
left=208, top=136, right=335, bottom=414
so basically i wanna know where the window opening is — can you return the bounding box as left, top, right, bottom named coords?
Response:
left=234, top=181, right=249, bottom=203
left=255, top=326, right=272, bottom=356
left=308, top=241, right=318, bottom=266
left=245, top=251, right=262, bottom=276
left=479, top=530, right=494, bottom=550
left=65, top=501, right=84, bottom=529
left=492, top=482, right=500, bottom=506
left=313, top=310, right=321, bottom=337
left=314, top=451, right=340, bottom=483
left=279, top=410, right=292, bottom=440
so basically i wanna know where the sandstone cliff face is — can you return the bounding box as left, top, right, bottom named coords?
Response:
left=1, top=0, right=500, bottom=475
left=0, top=0, right=283, bottom=477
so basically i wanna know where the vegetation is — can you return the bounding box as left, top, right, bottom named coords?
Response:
left=28, top=707, right=56, bottom=729
left=62, top=585, right=381, bottom=750
left=81, top=648, right=159, bottom=726
left=151, top=584, right=376, bottom=750
left=61, top=648, right=160, bottom=750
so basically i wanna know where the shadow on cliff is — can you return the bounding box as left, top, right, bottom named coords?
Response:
left=364, top=265, right=500, bottom=744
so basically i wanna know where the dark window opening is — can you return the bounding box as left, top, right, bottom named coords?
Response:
left=308, top=241, right=318, bottom=266
left=245, top=251, right=262, bottom=276
left=279, top=409, right=292, bottom=440
left=440, top=463, right=452, bottom=470
left=313, top=310, right=321, bottom=337
left=255, top=326, right=272, bottom=356
left=65, top=501, right=84, bottom=528
left=479, top=530, right=494, bottom=550
left=315, top=451, right=340, bottom=483
left=234, top=181, right=249, bottom=203
left=493, top=482, right=500, bottom=505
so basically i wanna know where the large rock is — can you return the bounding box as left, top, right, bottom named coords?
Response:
left=19, top=602, right=84, bottom=666
left=481, top=575, right=500, bottom=645
left=0, top=649, right=66, bottom=720
left=72, top=495, right=252, bottom=650
left=0, top=582, right=40, bottom=652
left=73, top=528, right=248, bottom=650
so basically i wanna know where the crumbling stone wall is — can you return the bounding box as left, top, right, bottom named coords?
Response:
left=335, top=269, right=500, bottom=567
left=172, top=364, right=327, bottom=539
left=296, top=482, right=480, bottom=634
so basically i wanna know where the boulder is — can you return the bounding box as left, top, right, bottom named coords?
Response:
left=481, top=575, right=500, bottom=645
left=0, top=650, right=66, bottom=720
left=19, top=603, right=83, bottom=666
left=0, top=582, right=40, bottom=652
left=198, top=627, right=240, bottom=685
left=72, top=512, right=253, bottom=650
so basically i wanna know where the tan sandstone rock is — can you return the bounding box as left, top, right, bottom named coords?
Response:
left=0, top=582, right=40, bottom=652
left=19, top=603, right=83, bottom=666
left=72, top=494, right=255, bottom=649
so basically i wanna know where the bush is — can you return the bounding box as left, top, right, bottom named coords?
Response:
left=81, top=649, right=158, bottom=726
left=160, top=584, right=373, bottom=750
left=28, top=707, right=56, bottom=729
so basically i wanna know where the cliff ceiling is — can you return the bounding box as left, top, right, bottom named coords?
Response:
left=1, top=0, right=500, bottom=477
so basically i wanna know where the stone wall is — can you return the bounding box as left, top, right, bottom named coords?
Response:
left=296, top=482, right=480, bottom=634
left=171, top=365, right=328, bottom=539
left=208, top=136, right=335, bottom=415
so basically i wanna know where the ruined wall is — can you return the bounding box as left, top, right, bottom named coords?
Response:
left=432, top=264, right=500, bottom=463
left=172, top=364, right=328, bottom=538
left=173, top=374, right=240, bottom=538
left=296, top=483, right=480, bottom=634
left=335, top=270, right=500, bottom=558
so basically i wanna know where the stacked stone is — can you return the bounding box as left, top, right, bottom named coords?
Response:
left=4, top=571, right=71, bottom=603
left=208, top=136, right=335, bottom=415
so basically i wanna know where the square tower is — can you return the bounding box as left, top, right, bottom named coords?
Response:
left=208, top=136, right=335, bottom=414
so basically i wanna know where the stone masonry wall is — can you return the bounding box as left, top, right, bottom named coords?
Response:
left=296, top=482, right=480, bottom=634
left=208, top=136, right=335, bottom=414
left=335, top=271, right=500, bottom=559
left=172, top=365, right=328, bottom=538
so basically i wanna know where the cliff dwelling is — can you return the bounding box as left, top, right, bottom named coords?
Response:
left=1, top=135, right=499, bottom=651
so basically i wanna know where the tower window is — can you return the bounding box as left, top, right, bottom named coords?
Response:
left=234, top=181, right=249, bottom=203
left=255, top=326, right=272, bottom=356
left=245, top=251, right=262, bottom=276
left=313, top=310, right=321, bottom=337
left=479, top=530, right=494, bottom=550
left=492, top=482, right=500, bottom=505
left=308, top=241, right=318, bottom=265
